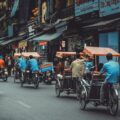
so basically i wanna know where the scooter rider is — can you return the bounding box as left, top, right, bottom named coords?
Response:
left=99, top=53, right=120, bottom=103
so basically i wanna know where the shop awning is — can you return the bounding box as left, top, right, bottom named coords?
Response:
left=84, top=46, right=120, bottom=57
left=83, top=18, right=120, bottom=28
left=0, top=36, right=24, bottom=46
left=33, top=31, right=62, bottom=41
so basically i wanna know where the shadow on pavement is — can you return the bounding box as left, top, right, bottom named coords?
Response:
left=81, top=106, right=120, bottom=117
left=57, top=95, right=77, bottom=101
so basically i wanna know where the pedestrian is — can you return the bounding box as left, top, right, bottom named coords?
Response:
left=5, top=55, right=14, bottom=76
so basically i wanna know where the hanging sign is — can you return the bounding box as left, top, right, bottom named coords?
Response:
left=39, top=41, right=47, bottom=46
left=18, top=40, right=27, bottom=48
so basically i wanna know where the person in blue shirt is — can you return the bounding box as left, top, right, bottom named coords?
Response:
left=100, top=53, right=119, bottom=84
left=99, top=53, right=120, bottom=103
left=84, top=55, right=93, bottom=73
left=19, top=56, right=27, bottom=72
left=84, top=55, right=93, bottom=81
left=27, top=55, right=39, bottom=72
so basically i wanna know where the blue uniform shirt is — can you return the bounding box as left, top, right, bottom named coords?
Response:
left=84, top=61, right=93, bottom=72
left=19, top=58, right=27, bottom=71
left=100, top=60, right=120, bottom=84
left=27, top=58, right=39, bottom=72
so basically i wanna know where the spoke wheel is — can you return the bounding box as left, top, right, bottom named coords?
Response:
left=55, top=82, right=61, bottom=97
left=3, top=75, right=7, bottom=82
left=34, top=81, right=39, bottom=89
left=79, top=86, right=87, bottom=110
left=109, top=91, right=119, bottom=116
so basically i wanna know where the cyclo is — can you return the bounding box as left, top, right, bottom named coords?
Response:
left=79, top=46, right=120, bottom=116
left=17, top=52, right=41, bottom=89
left=55, top=51, right=83, bottom=98
left=14, top=53, right=22, bottom=83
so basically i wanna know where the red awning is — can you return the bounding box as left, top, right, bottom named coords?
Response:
left=84, top=46, right=120, bottom=57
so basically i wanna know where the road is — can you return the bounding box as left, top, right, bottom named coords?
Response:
left=0, top=77, right=120, bottom=120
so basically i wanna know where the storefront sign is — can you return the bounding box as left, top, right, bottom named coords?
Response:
left=18, top=40, right=27, bottom=48
left=100, top=0, right=120, bottom=17
left=41, top=1, right=48, bottom=23
left=61, top=41, right=66, bottom=48
left=39, top=41, right=47, bottom=46
left=75, top=0, right=99, bottom=16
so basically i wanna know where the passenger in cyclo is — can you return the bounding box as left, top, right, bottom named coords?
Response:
left=64, top=57, right=71, bottom=69
left=26, top=55, right=39, bottom=79
left=84, top=55, right=93, bottom=81
left=15, top=55, right=26, bottom=77
left=69, top=53, right=85, bottom=90
left=95, top=53, right=120, bottom=103
left=18, top=56, right=27, bottom=73
left=54, top=58, right=64, bottom=75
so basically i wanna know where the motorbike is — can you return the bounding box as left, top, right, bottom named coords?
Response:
left=43, top=71, right=54, bottom=84
left=0, top=68, right=8, bottom=81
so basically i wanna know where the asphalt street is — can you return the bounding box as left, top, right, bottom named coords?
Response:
left=0, top=77, right=120, bottom=120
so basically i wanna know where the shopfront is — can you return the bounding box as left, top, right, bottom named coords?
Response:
left=98, top=0, right=120, bottom=62
left=99, top=31, right=119, bottom=62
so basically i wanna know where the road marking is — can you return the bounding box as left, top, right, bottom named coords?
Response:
left=17, top=100, right=32, bottom=109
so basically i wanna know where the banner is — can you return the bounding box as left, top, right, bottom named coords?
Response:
left=75, top=0, right=99, bottom=16
left=11, top=0, right=19, bottom=17
left=100, top=0, right=120, bottom=17
left=18, top=40, right=27, bottom=48
left=39, top=41, right=47, bottom=46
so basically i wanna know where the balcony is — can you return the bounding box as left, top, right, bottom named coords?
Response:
left=50, top=5, right=74, bottom=24
left=60, top=5, right=74, bottom=19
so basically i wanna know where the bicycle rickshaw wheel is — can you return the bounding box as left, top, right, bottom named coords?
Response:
left=21, top=81, right=24, bottom=87
left=109, top=90, right=119, bottom=116
left=14, top=71, right=19, bottom=83
left=3, top=75, right=8, bottom=82
left=79, top=86, right=87, bottom=110
left=55, top=81, right=61, bottom=97
left=34, top=81, right=39, bottom=89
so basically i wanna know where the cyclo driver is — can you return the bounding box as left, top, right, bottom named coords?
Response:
left=97, top=53, right=120, bottom=103
left=70, top=53, right=85, bottom=89
left=26, top=55, right=39, bottom=78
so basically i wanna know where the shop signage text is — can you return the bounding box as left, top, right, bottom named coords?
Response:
left=39, top=41, right=47, bottom=46
left=100, top=0, right=120, bottom=17
left=75, top=0, right=99, bottom=16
